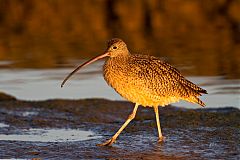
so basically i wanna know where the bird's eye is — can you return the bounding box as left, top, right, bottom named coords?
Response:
left=113, top=46, right=117, bottom=49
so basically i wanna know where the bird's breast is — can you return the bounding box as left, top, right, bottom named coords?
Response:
left=103, top=56, right=185, bottom=107
left=103, top=58, right=128, bottom=96
left=103, top=57, right=165, bottom=107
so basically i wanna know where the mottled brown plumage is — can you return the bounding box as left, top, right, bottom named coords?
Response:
left=61, top=38, right=207, bottom=146
left=104, top=52, right=206, bottom=107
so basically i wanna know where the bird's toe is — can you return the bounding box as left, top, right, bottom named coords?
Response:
left=97, top=138, right=115, bottom=146
left=158, top=136, right=165, bottom=143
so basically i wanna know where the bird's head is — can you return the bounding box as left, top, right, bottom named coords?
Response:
left=105, top=38, right=129, bottom=57
left=61, top=38, right=128, bottom=87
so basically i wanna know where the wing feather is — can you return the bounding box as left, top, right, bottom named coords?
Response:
left=129, top=55, right=207, bottom=98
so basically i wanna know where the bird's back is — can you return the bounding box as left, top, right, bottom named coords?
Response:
left=103, top=54, right=207, bottom=107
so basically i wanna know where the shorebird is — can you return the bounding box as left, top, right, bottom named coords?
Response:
left=61, top=38, right=207, bottom=146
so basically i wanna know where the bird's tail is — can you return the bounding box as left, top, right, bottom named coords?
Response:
left=185, top=96, right=206, bottom=107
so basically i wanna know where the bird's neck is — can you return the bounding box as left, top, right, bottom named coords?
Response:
left=105, top=53, right=130, bottom=69
left=113, top=52, right=130, bottom=62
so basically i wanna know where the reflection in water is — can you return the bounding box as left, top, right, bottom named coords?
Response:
left=0, top=1, right=239, bottom=78
left=0, top=123, right=9, bottom=128
left=0, top=127, right=100, bottom=142
left=0, top=63, right=239, bottom=108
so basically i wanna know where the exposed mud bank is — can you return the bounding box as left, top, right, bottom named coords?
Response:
left=0, top=92, right=239, bottom=159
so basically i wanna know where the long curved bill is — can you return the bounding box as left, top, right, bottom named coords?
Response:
left=61, top=52, right=110, bottom=87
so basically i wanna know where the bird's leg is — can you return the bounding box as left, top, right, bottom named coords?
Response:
left=97, top=103, right=139, bottom=146
left=153, top=106, right=165, bottom=142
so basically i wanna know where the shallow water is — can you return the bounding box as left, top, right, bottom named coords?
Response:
left=0, top=60, right=239, bottom=159
left=0, top=123, right=9, bottom=128
left=0, top=60, right=239, bottom=108
left=0, top=126, right=100, bottom=142
left=0, top=99, right=239, bottom=159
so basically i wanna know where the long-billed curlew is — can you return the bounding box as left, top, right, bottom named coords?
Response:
left=61, top=38, right=207, bottom=146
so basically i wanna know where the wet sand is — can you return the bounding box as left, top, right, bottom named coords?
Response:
left=0, top=92, right=239, bottom=159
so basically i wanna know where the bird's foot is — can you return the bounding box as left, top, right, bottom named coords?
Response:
left=158, top=136, right=165, bottom=143
left=97, top=138, right=116, bottom=146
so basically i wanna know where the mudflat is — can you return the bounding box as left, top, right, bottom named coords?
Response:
left=0, top=92, right=239, bottom=159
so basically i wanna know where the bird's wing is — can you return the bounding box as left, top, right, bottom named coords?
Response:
left=128, top=55, right=206, bottom=98
left=152, top=56, right=207, bottom=93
